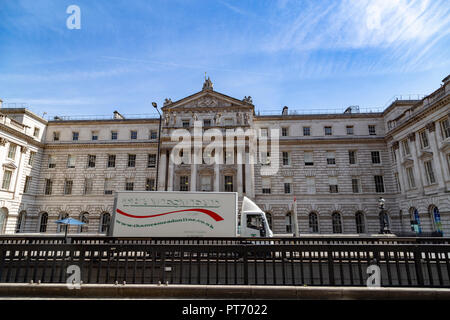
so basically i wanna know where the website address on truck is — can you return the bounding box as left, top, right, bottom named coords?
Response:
left=116, top=217, right=215, bottom=229
left=120, top=198, right=221, bottom=208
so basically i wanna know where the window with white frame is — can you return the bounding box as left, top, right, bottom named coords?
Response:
left=125, top=179, right=134, bottom=191
left=91, top=131, right=98, bottom=141
left=72, top=132, right=79, bottom=141
left=23, top=176, right=32, bottom=194
left=324, top=126, right=332, bottom=136
left=284, top=177, right=292, bottom=194
left=303, top=127, right=311, bottom=136
left=326, top=151, right=336, bottom=165
left=371, top=151, right=381, bottom=164
left=48, top=155, right=56, bottom=168
left=28, top=152, right=35, bottom=166
left=87, top=155, right=96, bottom=168
left=111, top=131, right=118, bottom=140
left=130, top=130, right=137, bottom=140
left=64, top=179, right=73, bottom=195
left=395, top=172, right=401, bottom=192
left=2, top=170, right=12, bottom=190
left=53, top=131, right=60, bottom=141
left=402, top=139, right=410, bottom=156
left=128, top=154, right=136, bottom=167
left=329, top=177, right=338, bottom=193
left=107, top=154, right=116, bottom=168
left=7, top=144, right=17, bottom=159
left=419, top=130, right=429, bottom=149
left=104, top=178, right=113, bottom=194
left=39, top=212, right=48, bottom=233
left=44, top=179, right=52, bottom=195
left=282, top=151, right=290, bottom=166
left=304, top=151, right=313, bottom=166
left=424, top=160, right=436, bottom=185
left=352, top=177, right=360, bottom=193
left=406, top=167, right=416, bottom=189
left=440, top=117, right=450, bottom=139
left=368, top=125, right=376, bottom=135
left=374, top=175, right=385, bottom=193
left=147, top=154, right=156, bottom=168
left=150, top=130, right=158, bottom=140
left=33, top=127, right=40, bottom=138
left=309, top=212, right=319, bottom=233
left=346, top=125, right=354, bottom=135
left=332, top=212, right=342, bottom=233
left=281, top=127, right=288, bottom=137
left=348, top=150, right=357, bottom=164
left=100, top=213, right=110, bottom=233
left=262, top=177, right=271, bottom=194
left=179, top=176, right=189, bottom=191
left=67, top=155, right=76, bottom=168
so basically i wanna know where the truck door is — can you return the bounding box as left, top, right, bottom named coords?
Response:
left=246, top=214, right=265, bottom=237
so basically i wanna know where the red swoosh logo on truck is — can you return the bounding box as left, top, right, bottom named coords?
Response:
left=116, top=208, right=224, bottom=222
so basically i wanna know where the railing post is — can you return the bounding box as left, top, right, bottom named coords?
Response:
left=328, top=250, right=335, bottom=285
left=414, top=247, right=425, bottom=286
left=243, top=247, right=249, bottom=285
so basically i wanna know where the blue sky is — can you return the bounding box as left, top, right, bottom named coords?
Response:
left=0, top=0, right=449, bottom=118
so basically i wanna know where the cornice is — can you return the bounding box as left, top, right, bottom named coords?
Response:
left=254, top=113, right=383, bottom=121
left=44, top=141, right=158, bottom=150
left=0, top=123, right=44, bottom=148
left=48, top=118, right=159, bottom=126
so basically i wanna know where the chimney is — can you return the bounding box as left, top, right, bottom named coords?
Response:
left=113, top=110, right=125, bottom=120
left=282, top=106, right=288, bottom=115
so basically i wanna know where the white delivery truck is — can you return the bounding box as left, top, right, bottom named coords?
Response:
left=110, top=191, right=273, bottom=238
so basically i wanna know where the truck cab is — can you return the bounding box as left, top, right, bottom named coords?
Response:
left=239, top=197, right=273, bottom=238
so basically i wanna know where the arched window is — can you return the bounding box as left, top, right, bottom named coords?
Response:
left=39, top=212, right=48, bottom=233
left=16, top=211, right=26, bottom=233
left=265, top=212, right=273, bottom=230
left=57, top=212, right=69, bottom=233
left=409, top=207, right=421, bottom=234
left=309, top=212, right=319, bottom=233
left=355, top=211, right=365, bottom=234
left=79, top=212, right=89, bottom=233
left=332, top=212, right=342, bottom=233
left=429, top=206, right=443, bottom=235
left=0, top=207, right=8, bottom=235
left=285, top=212, right=292, bottom=233
left=100, top=212, right=111, bottom=234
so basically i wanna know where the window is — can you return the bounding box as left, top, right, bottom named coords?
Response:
left=201, top=176, right=212, bottom=192
left=284, top=178, right=292, bottom=194
left=303, top=127, right=311, bottom=136
left=224, top=175, right=233, bottom=192
left=146, top=178, right=155, bottom=191
left=374, top=175, right=385, bottom=193
left=147, top=154, right=156, bottom=168
left=440, top=118, right=450, bottom=139
left=402, top=139, right=410, bottom=156
left=130, top=130, right=137, bottom=140
left=306, top=177, right=315, bottom=194
left=371, top=151, right=381, bottom=164
left=352, top=178, right=360, bottom=193
left=332, top=212, right=342, bottom=233
left=349, top=150, right=357, bottom=164
left=79, top=213, right=88, bottom=233
left=53, top=131, right=60, bottom=141
left=2, top=170, right=12, bottom=190
left=355, top=212, right=365, bottom=233
left=16, top=211, right=25, bottom=233
left=203, top=119, right=211, bottom=127
left=406, top=167, right=416, bottom=189
left=304, top=151, right=313, bottom=166
left=28, top=152, right=35, bottom=166
left=107, top=155, right=116, bottom=168
left=179, top=176, right=189, bottom=191
left=39, top=212, right=48, bottom=233
left=260, top=128, right=268, bottom=137
left=67, top=155, right=76, bottom=168
left=224, top=118, right=233, bottom=126
left=111, top=131, right=118, bottom=140
left=424, top=160, right=436, bottom=185
left=309, top=212, right=319, bottom=233
left=324, top=126, right=332, bottom=136
left=282, top=152, right=290, bottom=166
left=87, top=155, right=96, bottom=168
left=285, top=212, right=292, bottom=233
left=48, top=156, right=56, bottom=168
left=346, top=126, right=354, bottom=135
left=262, top=177, right=271, bottom=194
left=84, top=178, right=93, bottom=194
left=419, top=130, right=429, bottom=149
left=72, top=132, right=79, bottom=141
left=395, top=172, right=401, bottom=192
left=100, top=213, right=111, bottom=234
left=91, top=131, right=98, bottom=141
left=182, top=120, right=190, bottom=128
left=261, top=151, right=270, bottom=166
left=150, top=130, right=158, bottom=139
left=329, top=177, right=338, bottom=193
left=64, top=179, right=73, bottom=195
left=104, top=178, right=113, bottom=195
left=368, top=125, right=376, bottom=135
left=33, top=127, right=40, bottom=138
left=326, top=151, right=336, bottom=165
left=44, top=179, right=52, bottom=195
left=7, top=144, right=17, bottom=159
left=0, top=208, right=6, bottom=234
left=391, top=147, right=397, bottom=162
left=125, top=179, right=134, bottom=191
left=57, top=213, right=68, bottom=233
left=23, top=176, right=32, bottom=194
left=128, top=154, right=136, bottom=167
left=281, top=127, right=288, bottom=137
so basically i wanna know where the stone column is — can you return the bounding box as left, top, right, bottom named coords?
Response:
left=393, top=142, right=406, bottom=194
left=158, top=151, right=167, bottom=191
left=167, top=155, right=174, bottom=191
left=191, top=163, right=197, bottom=192
left=409, top=133, right=424, bottom=193
left=427, top=122, right=446, bottom=189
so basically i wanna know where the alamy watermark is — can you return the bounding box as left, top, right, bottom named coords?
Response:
left=66, top=265, right=81, bottom=289
left=66, top=5, right=81, bottom=30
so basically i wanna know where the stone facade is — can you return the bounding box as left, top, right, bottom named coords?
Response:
left=0, top=75, right=449, bottom=236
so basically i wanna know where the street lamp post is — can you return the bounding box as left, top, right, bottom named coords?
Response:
left=378, top=197, right=390, bottom=234
left=152, top=102, right=162, bottom=191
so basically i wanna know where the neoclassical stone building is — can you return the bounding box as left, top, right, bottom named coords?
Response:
left=0, top=75, right=449, bottom=236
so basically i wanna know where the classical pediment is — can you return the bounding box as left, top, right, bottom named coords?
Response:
left=2, top=162, right=17, bottom=170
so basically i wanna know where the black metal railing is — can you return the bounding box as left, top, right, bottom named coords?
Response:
left=1, top=238, right=450, bottom=287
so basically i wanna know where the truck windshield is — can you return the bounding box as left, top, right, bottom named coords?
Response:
left=247, top=214, right=263, bottom=230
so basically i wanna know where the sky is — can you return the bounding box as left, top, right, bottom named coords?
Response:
left=0, top=0, right=449, bottom=119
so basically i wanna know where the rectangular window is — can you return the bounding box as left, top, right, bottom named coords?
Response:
left=304, top=151, right=313, bottom=166
left=303, top=127, right=311, bottom=136
left=352, top=178, right=360, bottom=193
left=224, top=118, right=233, bottom=126
left=64, top=180, right=73, bottom=195
left=87, top=155, right=96, bottom=168
left=262, top=177, right=271, bottom=194
left=260, top=128, right=268, bottom=137
left=346, top=126, right=354, bottom=135
left=111, top=131, right=118, bottom=140
left=48, top=156, right=56, bottom=168
left=44, top=179, right=52, bottom=195
left=7, top=144, right=17, bottom=159
left=104, top=178, right=113, bottom=195
left=33, top=127, right=40, bottom=138
left=182, top=120, right=190, bottom=128
left=84, top=178, right=93, bottom=194
left=2, top=170, right=12, bottom=190
left=125, top=179, right=134, bottom=191
left=201, top=176, right=212, bottom=191
left=368, top=125, right=376, bottom=135
left=67, top=155, right=76, bottom=168
left=281, top=127, right=288, bottom=137
left=329, top=177, right=338, bottom=193
left=147, top=154, right=156, bottom=168
left=406, top=167, right=415, bottom=189
left=224, top=175, right=233, bottom=192
left=130, top=130, right=137, bottom=140
left=146, top=178, right=155, bottom=191
left=402, top=139, right=410, bottom=156
left=150, top=130, right=158, bottom=139
left=53, top=131, right=60, bottom=141
left=306, top=177, right=315, bottom=194
left=349, top=150, right=357, bottom=164
left=371, top=151, right=381, bottom=164
left=391, top=147, right=397, bottom=162
left=72, top=132, right=79, bottom=141
left=420, top=130, right=429, bottom=149
left=180, top=176, right=189, bottom=191
left=440, top=118, right=450, bottom=139
left=324, top=126, right=332, bottom=136
left=203, top=119, right=211, bottom=127
left=282, top=152, right=290, bottom=166
left=326, top=151, right=336, bottom=165
left=28, top=151, right=35, bottom=166
left=128, top=154, right=136, bottom=167
left=91, top=131, right=98, bottom=141
left=107, top=154, right=116, bottom=168
left=395, top=172, right=401, bottom=192
left=374, top=175, right=385, bottom=193
left=424, top=160, right=436, bottom=185
left=284, top=178, right=292, bottom=194
left=23, top=176, right=32, bottom=193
